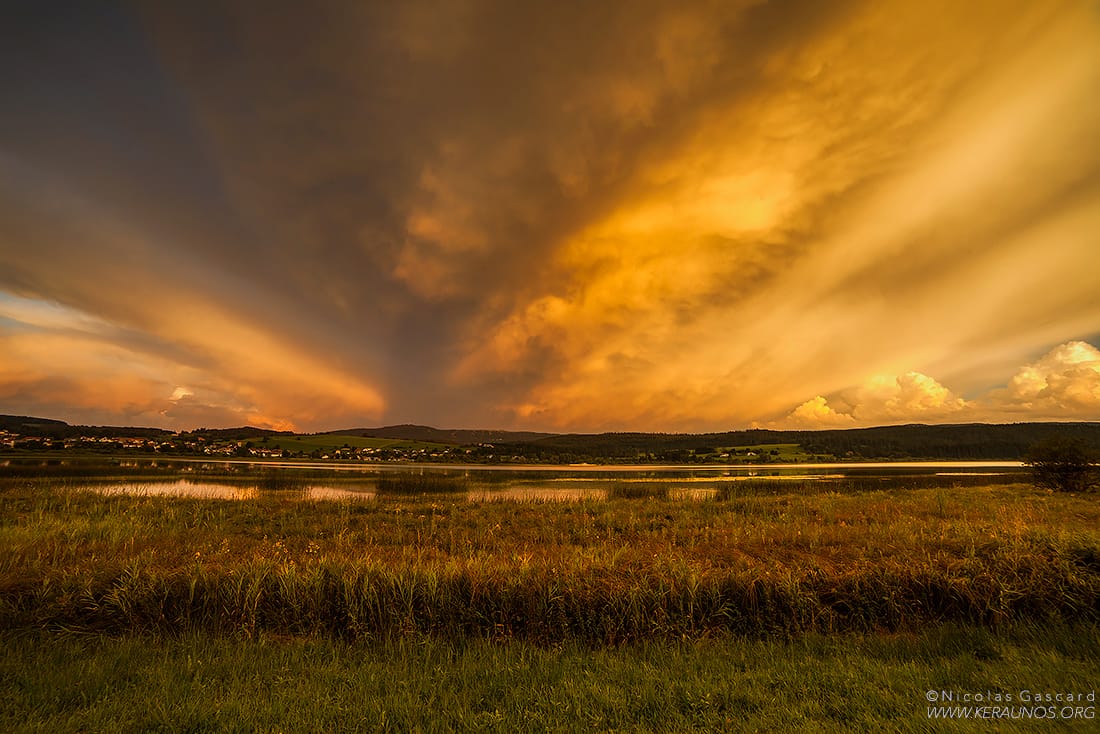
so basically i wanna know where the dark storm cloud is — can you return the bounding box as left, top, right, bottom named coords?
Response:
left=130, top=0, right=859, bottom=419
left=2, top=1, right=1098, bottom=430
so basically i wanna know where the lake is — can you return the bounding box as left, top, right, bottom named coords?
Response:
left=1, top=457, right=1027, bottom=501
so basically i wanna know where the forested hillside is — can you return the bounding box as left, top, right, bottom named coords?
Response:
left=476, top=423, right=1100, bottom=463
left=5, top=415, right=1098, bottom=463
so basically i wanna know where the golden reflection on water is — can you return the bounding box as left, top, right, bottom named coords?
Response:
left=61, top=461, right=1023, bottom=503
left=87, top=483, right=769, bottom=502
left=94, top=480, right=259, bottom=500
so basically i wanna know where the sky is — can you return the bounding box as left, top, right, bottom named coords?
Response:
left=1, top=0, right=1099, bottom=433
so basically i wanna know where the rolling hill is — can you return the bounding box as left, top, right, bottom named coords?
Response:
left=3, top=415, right=1098, bottom=462
left=326, top=424, right=557, bottom=445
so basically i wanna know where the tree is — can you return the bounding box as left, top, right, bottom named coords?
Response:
left=1024, top=436, right=1098, bottom=493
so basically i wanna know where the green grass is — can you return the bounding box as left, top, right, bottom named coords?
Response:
left=2, top=477, right=1099, bottom=730
left=2, top=624, right=1097, bottom=732
left=724, top=443, right=821, bottom=461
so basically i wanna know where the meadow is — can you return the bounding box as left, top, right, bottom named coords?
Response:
left=2, top=474, right=1098, bottom=730
left=252, top=433, right=448, bottom=454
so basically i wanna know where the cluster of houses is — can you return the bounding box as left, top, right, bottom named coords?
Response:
left=0, top=431, right=253, bottom=457
left=0, top=427, right=466, bottom=463
left=0, top=430, right=18, bottom=449
left=301, top=445, right=456, bottom=462
left=1, top=434, right=170, bottom=452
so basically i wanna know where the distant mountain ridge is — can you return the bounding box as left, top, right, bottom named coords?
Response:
left=0, top=415, right=68, bottom=432
left=0, top=414, right=171, bottom=439
left=3, top=414, right=1099, bottom=460
left=0, top=416, right=289, bottom=441
left=0, top=416, right=551, bottom=445
left=326, top=424, right=557, bottom=445
left=182, top=426, right=294, bottom=440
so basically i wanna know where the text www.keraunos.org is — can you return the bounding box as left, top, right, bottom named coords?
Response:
left=927, top=705, right=1095, bottom=720
left=925, top=689, right=1096, bottom=720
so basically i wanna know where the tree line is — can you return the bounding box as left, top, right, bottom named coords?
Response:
left=483, top=422, right=1100, bottom=463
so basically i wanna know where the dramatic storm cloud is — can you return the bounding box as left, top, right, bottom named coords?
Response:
left=1, top=0, right=1098, bottom=431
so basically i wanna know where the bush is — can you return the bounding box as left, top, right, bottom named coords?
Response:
left=1024, top=437, right=1098, bottom=493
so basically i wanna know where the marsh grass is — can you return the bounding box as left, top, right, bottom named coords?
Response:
left=251, top=470, right=312, bottom=492
left=714, top=473, right=1022, bottom=499
left=375, top=473, right=469, bottom=496
left=607, top=482, right=670, bottom=500
left=1, top=479, right=1098, bottom=644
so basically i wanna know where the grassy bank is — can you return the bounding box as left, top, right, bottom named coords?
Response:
left=2, top=479, right=1098, bottom=642
left=2, top=624, right=1098, bottom=732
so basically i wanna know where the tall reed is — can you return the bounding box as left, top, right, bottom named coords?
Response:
left=375, top=474, right=468, bottom=495
left=2, top=479, right=1098, bottom=644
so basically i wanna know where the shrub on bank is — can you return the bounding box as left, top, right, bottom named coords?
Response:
left=1025, top=436, right=1098, bottom=493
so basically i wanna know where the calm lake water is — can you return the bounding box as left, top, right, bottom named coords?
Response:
left=2, top=458, right=1026, bottom=501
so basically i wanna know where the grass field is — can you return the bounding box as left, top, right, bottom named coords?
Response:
left=2, top=476, right=1098, bottom=730
left=3, top=624, right=1097, bottom=732
left=3, top=479, right=1098, bottom=639
left=725, top=442, right=820, bottom=461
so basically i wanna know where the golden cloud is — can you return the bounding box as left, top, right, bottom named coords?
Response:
left=448, top=0, right=1100, bottom=430
left=5, top=1, right=1099, bottom=431
left=992, top=341, right=1100, bottom=416
left=0, top=294, right=385, bottom=431
left=785, top=372, right=969, bottom=428
left=783, top=342, right=1100, bottom=428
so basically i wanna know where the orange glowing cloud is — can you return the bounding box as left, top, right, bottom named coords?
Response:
left=449, top=0, right=1100, bottom=430
left=784, top=372, right=970, bottom=428
left=0, top=293, right=384, bottom=431
left=783, top=342, right=1100, bottom=428
left=989, top=342, right=1100, bottom=418
left=3, top=1, right=1098, bottom=431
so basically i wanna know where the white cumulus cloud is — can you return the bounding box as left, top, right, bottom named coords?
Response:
left=784, top=371, right=970, bottom=428
left=787, top=395, right=857, bottom=428
left=990, top=340, right=1100, bottom=416
left=782, top=341, right=1100, bottom=428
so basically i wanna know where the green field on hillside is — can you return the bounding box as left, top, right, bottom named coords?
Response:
left=723, top=442, right=821, bottom=461
left=254, top=433, right=447, bottom=453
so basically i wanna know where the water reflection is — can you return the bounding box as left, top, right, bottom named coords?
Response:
left=306, top=485, right=374, bottom=501
left=8, top=457, right=1028, bottom=503
left=95, top=480, right=260, bottom=500
left=467, top=486, right=605, bottom=502
left=86, top=479, right=374, bottom=501
left=85, top=480, right=610, bottom=502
